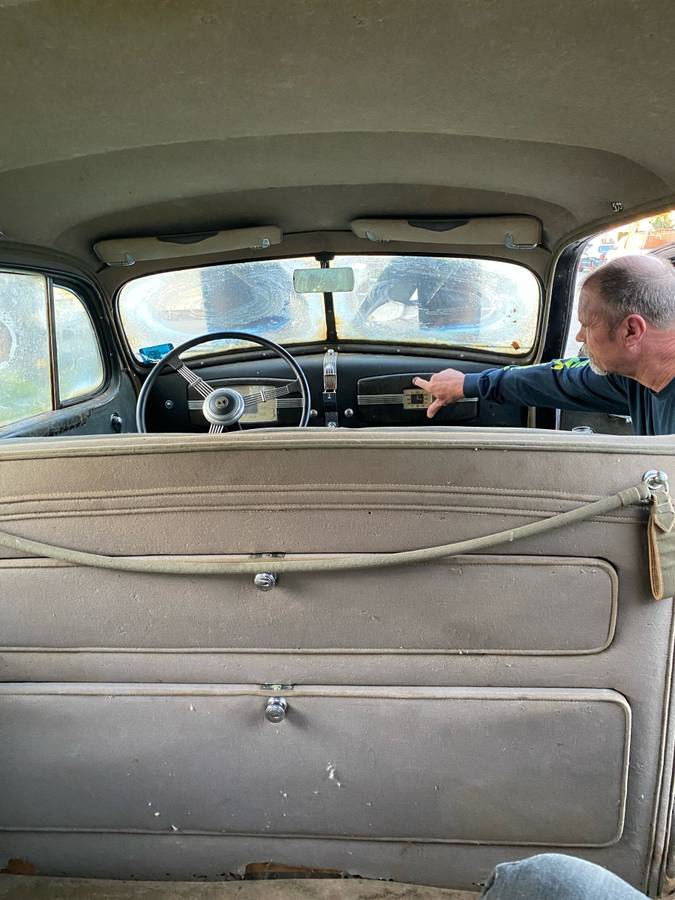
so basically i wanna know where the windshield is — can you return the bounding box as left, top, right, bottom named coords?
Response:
left=333, top=255, right=539, bottom=353
left=118, top=254, right=540, bottom=360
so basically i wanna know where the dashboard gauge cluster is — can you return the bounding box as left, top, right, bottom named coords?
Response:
left=187, top=378, right=303, bottom=428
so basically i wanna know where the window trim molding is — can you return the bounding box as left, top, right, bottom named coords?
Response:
left=45, top=276, right=60, bottom=410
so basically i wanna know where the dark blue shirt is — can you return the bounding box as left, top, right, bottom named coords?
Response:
left=462, top=357, right=675, bottom=436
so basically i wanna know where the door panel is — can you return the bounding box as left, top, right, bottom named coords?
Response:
left=2, top=369, right=137, bottom=437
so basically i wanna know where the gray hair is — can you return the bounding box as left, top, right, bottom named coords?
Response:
left=584, top=254, right=675, bottom=328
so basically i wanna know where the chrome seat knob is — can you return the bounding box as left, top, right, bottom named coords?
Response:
left=254, top=572, right=277, bottom=591
left=265, top=696, right=288, bottom=723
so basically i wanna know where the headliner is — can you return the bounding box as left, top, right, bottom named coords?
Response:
left=0, top=0, right=674, bottom=271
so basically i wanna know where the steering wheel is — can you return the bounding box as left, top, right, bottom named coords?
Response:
left=135, top=331, right=312, bottom=433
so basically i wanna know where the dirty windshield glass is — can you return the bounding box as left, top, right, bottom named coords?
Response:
left=119, top=257, right=325, bottom=360
left=119, top=254, right=540, bottom=359
left=332, top=255, right=540, bottom=354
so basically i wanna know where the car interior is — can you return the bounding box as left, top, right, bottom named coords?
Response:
left=1, top=1, right=675, bottom=898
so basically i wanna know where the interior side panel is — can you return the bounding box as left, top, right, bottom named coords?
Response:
left=1, top=370, right=138, bottom=438
left=0, top=430, right=672, bottom=894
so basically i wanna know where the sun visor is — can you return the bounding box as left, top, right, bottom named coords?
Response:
left=351, top=217, right=541, bottom=249
left=94, top=226, right=283, bottom=267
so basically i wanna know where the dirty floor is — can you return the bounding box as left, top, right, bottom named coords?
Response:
left=0, top=876, right=479, bottom=899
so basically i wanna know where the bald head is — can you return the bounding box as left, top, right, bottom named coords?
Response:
left=583, top=254, right=675, bottom=329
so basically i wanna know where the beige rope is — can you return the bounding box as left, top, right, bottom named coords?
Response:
left=0, top=482, right=650, bottom=576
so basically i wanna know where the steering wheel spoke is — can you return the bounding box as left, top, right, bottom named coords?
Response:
left=241, top=379, right=298, bottom=409
left=174, top=364, right=215, bottom=400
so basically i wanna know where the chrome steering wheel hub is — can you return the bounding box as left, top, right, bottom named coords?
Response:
left=203, top=387, right=246, bottom=426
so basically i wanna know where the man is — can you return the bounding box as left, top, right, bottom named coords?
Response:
left=412, top=255, right=675, bottom=435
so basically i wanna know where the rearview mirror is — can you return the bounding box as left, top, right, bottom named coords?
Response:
left=293, top=267, right=354, bottom=293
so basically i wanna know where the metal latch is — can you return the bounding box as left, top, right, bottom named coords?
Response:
left=254, top=572, right=277, bottom=591
left=643, top=470, right=670, bottom=500
left=265, top=696, right=288, bottom=723
left=262, top=683, right=293, bottom=724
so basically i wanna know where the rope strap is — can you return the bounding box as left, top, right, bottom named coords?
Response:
left=0, top=481, right=651, bottom=577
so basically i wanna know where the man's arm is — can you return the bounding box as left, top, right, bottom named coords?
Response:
left=413, top=358, right=631, bottom=419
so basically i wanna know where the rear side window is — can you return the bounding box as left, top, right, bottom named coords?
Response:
left=564, top=207, right=675, bottom=357
left=0, top=273, right=105, bottom=428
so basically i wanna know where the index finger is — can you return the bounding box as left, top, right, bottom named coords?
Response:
left=412, top=376, right=431, bottom=391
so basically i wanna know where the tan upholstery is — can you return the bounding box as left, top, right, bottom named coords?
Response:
left=0, top=429, right=674, bottom=895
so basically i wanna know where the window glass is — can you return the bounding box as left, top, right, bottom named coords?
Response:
left=118, top=257, right=325, bottom=360
left=53, top=286, right=105, bottom=402
left=332, top=255, right=540, bottom=353
left=117, top=254, right=540, bottom=359
left=0, top=272, right=52, bottom=427
left=565, top=208, right=675, bottom=357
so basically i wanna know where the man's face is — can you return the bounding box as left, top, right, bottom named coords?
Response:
left=575, top=286, right=624, bottom=376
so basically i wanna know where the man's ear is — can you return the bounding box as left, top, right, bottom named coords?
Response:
left=623, top=314, right=648, bottom=347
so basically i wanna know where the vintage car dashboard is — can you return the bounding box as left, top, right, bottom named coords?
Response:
left=145, top=351, right=525, bottom=431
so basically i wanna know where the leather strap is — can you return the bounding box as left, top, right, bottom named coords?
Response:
left=649, top=488, right=675, bottom=600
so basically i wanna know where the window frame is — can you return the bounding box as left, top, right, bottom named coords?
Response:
left=0, top=267, right=112, bottom=432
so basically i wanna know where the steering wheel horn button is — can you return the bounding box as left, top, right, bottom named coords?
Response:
left=203, top=387, right=245, bottom=427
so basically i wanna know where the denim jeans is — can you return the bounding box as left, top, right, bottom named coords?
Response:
left=480, top=854, right=647, bottom=899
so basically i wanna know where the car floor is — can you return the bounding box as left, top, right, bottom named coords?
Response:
left=0, top=876, right=479, bottom=899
